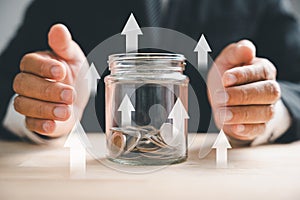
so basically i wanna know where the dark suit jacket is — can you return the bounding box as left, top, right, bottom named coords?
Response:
left=1, top=0, right=299, bottom=143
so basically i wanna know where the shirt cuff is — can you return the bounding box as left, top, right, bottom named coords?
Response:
left=251, top=99, right=292, bottom=146
left=2, top=94, right=48, bottom=144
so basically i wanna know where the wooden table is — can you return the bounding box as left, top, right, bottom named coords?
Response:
left=1, top=133, right=300, bottom=200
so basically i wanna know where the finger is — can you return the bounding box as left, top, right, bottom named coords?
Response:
left=215, top=40, right=256, bottom=70
left=14, top=96, right=71, bottom=121
left=13, top=73, right=75, bottom=104
left=25, top=117, right=56, bottom=136
left=48, top=24, right=85, bottom=62
left=223, top=58, right=277, bottom=87
left=223, top=123, right=266, bottom=141
left=214, top=80, right=281, bottom=106
left=217, top=105, right=274, bottom=125
left=20, top=52, right=66, bottom=80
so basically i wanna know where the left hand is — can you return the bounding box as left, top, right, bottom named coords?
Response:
left=207, top=40, right=281, bottom=141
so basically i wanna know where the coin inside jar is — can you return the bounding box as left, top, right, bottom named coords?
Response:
left=109, top=125, right=179, bottom=161
left=124, top=131, right=141, bottom=154
left=108, top=131, right=126, bottom=158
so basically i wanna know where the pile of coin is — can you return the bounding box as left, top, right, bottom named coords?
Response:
left=108, top=125, right=180, bottom=160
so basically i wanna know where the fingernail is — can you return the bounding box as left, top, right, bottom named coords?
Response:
left=219, top=109, right=233, bottom=123
left=42, top=121, right=53, bottom=133
left=237, top=40, right=250, bottom=47
left=60, top=89, right=73, bottom=102
left=234, top=124, right=245, bottom=134
left=214, top=90, right=229, bottom=104
left=53, top=106, right=68, bottom=119
left=51, top=66, right=61, bottom=77
left=224, top=73, right=237, bottom=85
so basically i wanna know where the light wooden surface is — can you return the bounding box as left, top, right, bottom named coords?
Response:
left=0, top=133, right=300, bottom=200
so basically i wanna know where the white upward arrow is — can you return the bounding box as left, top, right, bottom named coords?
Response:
left=121, top=13, right=143, bottom=52
left=194, top=34, right=212, bottom=71
left=118, top=94, right=135, bottom=126
left=168, top=98, right=189, bottom=147
left=84, top=62, right=101, bottom=94
left=212, top=129, right=232, bottom=168
left=64, top=121, right=92, bottom=178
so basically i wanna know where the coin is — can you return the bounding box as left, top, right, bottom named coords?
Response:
left=124, top=133, right=141, bottom=154
left=147, top=135, right=172, bottom=149
left=108, top=131, right=126, bottom=158
left=109, top=125, right=182, bottom=160
left=137, top=146, right=160, bottom=152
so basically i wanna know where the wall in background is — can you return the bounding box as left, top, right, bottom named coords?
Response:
left=0, top=0, right=33, bottom=54
left=291, top=0, right=300, bottom=19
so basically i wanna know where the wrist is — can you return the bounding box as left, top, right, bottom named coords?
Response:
left=251, top=99, right=292, bottom=146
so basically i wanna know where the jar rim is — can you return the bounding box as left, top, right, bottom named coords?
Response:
left=108, top=53, right=186, bottom=64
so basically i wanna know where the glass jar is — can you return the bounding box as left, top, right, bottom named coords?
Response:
left=104, top=53, right=189, bottom=165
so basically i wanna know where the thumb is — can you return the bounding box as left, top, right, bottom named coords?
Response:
left=215, top=40, right=256, bottom=70
left=48, top=24, right=85, bottom=62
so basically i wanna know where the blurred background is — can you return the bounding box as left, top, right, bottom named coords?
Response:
left=1, top=0, right=300, bottom=132
left=1, top=0, right=300, bottom=55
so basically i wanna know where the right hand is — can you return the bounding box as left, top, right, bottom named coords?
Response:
left=13, top=24, right=89, bottom=138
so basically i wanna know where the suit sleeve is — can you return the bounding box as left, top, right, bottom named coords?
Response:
left=252, top=0, right=300, bottom=143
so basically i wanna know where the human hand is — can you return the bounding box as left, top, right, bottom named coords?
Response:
left=208, top=40, right=282, bottom=141
left=13, top=24, right=89, bottom=137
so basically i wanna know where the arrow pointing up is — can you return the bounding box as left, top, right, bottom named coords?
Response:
left=121, top=13, right=143, bottom=52
left=194, top=34, right=212, bottom=71
left=64, top=121, right=91, bottom=178
left=212, top=129, right=232, bottom=168
left=168, top=98, right=189, bottom=149
left=118, top=94, right=135, bottom=126
left=84, top=62, right=101, bottom=94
